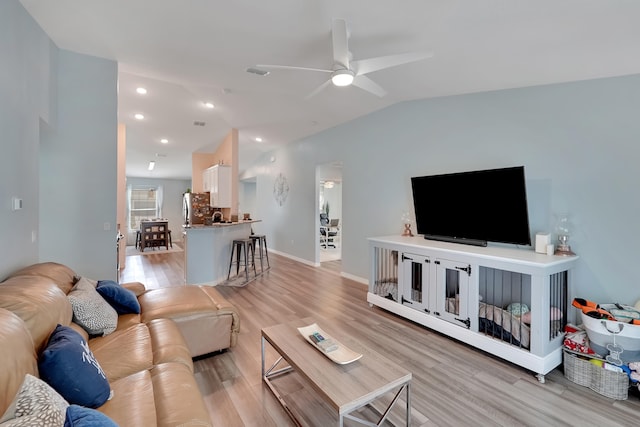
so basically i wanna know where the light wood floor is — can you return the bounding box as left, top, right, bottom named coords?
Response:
left=120, top=252, right=640, bottom=427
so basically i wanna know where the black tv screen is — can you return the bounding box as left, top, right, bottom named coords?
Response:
left=411, top=166, right=531, bottom=247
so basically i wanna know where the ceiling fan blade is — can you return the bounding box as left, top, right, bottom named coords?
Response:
left=256, top=64, right=332, bottom=73
left=352, top=75, right=387, bottom=97
left=331, top=18, right=350, bottom=69
left=305, top=79, right=332, bottom=99
left=352, top=51, right=433, bottom=76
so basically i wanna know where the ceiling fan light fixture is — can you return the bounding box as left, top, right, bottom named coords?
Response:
left=331, top=69, right=354, bottom=87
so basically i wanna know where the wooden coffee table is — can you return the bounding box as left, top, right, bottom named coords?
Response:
left=261, top=318, right=412, bottom=426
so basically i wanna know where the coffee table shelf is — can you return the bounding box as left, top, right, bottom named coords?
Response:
left=261, top=319, right=412, bottom=426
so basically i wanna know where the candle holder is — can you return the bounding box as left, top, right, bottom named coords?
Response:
left=401, top=211, right=414, bottom=237
left=554, top=214, right=575, bottom=256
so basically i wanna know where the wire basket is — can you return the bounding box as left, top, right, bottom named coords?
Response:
left=563, top=349, right=629, bottom=400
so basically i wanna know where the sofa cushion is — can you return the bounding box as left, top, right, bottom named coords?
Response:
left=89, top=324, right=153, bottom=382
left=96, top=280, right=141, bottom=315
left=115, top=313, right=141, bottom=332
left=64, top=405, right=118, bottom=427
left=97, top=370, right=157, bottom=427
left=38, top=325, right=111, bottom=409
left=0, top=374, right=69, bottom=426
left=67, top=278, right=117, bottom=336
left=0, top=276, right=73, bottom=353
left=7, top=262, right=77, bottom=295
left=147, top=319, right=193, bottom=372
left=150, top=363, right=212, bottom=427
left=139, top=286, right=239, bottom=356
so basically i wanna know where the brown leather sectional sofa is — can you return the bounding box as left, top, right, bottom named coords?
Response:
left=0, top=262, right=241, bottom=426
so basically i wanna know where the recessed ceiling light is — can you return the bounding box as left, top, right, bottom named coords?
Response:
left=255, top=137, right=263, bottom=142
left=148, top=161, right=155, bottom=171
left=134, top=113, right=144, bottom=120
left=136, top=87, right=147, bottom=95
left=160, top=139, right=169, bottom=144
left=204, top=102, right=214, bottom=109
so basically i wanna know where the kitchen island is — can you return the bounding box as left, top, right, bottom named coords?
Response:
left=183, top=220, right=260, bottom=285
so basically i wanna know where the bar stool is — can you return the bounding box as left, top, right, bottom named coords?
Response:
left=250, top=234, right=270, bottom=273
left=227, top=238, right=256, bottom=282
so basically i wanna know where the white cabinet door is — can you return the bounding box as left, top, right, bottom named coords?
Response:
left=208, top=165, right=231, bottom=208
left=434, top=258, right=471, bottom=328
left=399, top=252, right=431, bottom=314
left=202, top=167, right=212, bottom=192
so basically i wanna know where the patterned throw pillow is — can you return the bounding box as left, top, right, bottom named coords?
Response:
left=0, top=374, right=69, bottom=427
left=38, top=325, right=112, bottom=409
left=68, top=277, right=117, bottom=336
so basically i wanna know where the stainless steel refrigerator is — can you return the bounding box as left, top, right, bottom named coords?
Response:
left=183, top=192, right=212, bottom=226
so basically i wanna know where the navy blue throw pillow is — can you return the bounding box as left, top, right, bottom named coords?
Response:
left=38, top=325, right=112, bottom=408
left=64, top=405, right=119, bottom=427
left=96, top=280, right=141, bottom=314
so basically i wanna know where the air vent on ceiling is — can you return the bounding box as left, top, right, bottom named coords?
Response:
left=193, top=121, right=206, bottom=127
left=246, top=67, right=270, bottom=76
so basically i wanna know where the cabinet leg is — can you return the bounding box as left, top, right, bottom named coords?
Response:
left=536, top=374, right=545, bottom=383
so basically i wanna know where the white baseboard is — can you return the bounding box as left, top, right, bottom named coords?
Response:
left=268, top=248, right=319, bottom=267
left=268, top=249, right=367, bottom=283
left=341, top=271, right=367, bottom=285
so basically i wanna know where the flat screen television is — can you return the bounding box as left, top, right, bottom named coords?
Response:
left=411, top=166, right=531, bottom=247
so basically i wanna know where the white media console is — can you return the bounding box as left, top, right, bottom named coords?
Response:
left=368, top=235, right=578, bottom=381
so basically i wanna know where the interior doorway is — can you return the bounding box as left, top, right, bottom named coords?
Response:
left=317, top=162, right=342, bottom=263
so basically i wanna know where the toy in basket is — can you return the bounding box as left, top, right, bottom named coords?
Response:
left=573, top=299, right=640, bottom=363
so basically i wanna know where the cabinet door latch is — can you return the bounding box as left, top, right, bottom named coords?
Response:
left=401, top=254, right=413, bottom=262
left=401, top=296, right=412, bottom=305
left=455, top=264, right=472, bottom=276
left=455, top=317, right=471, bottom=329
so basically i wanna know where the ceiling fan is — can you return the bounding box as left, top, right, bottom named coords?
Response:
left=256, top=19, right=433, bottom=98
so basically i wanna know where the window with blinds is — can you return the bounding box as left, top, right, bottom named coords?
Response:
left=129, top=188, right=158, bottom=230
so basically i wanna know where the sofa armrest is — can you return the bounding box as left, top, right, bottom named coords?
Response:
left=199, top=287, right=241, bottom=347
left=120, top=281, right=146, bottom=297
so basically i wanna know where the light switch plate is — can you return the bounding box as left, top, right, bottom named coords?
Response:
left=12, top=197, right=22, bottom=211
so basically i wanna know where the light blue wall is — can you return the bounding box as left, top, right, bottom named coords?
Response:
left=39, top=49, right=118, bottom=280
left=0, top=1, right=54, bottom=278
left=246, top=74, right=640, bottom=304
left=126, top=177, right=191, bottom=245
left=239, top=180, right=257, bottom=220
left=1, top=1, right=118, bottom=280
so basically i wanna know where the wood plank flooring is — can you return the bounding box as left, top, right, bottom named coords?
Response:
left=120, top=251, right=640, bottom=427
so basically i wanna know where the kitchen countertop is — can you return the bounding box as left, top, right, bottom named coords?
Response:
left=183, top=219, right=261, bottom=229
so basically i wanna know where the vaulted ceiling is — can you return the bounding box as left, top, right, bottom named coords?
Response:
left=20, top=0, right=640, bottom=179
